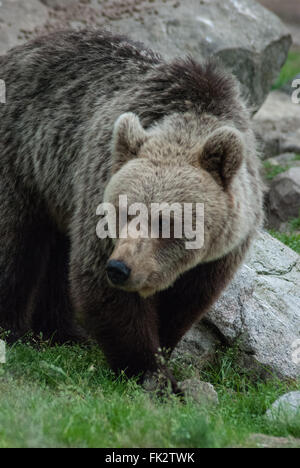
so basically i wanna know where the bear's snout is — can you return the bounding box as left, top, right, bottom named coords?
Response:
left=106, top=259, right=131, bottom=286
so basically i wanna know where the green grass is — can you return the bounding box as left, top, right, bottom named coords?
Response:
left=269, top=212, right=300, bottom=255
left=0, top=342, right=299, bottom=448
left=272, top=51, right=300, bottom=90
left=263, top=155, right=300, bottom=181
left=263, top=161, right=288, bottom=180
left=269, top=231, right=300, bottom=255
left=290, top=213, right=300, bottom=231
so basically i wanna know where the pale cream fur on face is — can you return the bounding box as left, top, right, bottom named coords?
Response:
left=103, top=112, right=263, bottom=296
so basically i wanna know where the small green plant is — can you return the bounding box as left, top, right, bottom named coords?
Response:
left=263, top=161, right=289, bottom=180
left=290, top=212, right=300, bottom=231
left=269, top=231, right=300, bottom=255
left=269, top=211, right=300, bottom=255
left=272, top=51, right=300, bottom=90
left=269, top=210, right=300, bottom=255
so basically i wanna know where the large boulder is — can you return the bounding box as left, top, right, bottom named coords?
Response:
left=0, top=0, right=292, bottom=111
left=177, top=231, right=300, bottom=380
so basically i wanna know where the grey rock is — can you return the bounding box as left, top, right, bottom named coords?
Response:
left=178, top=378, right=219, bottom=406
left=266, top=391, right=300, bottom=423
left=0, top=0, right=48, bottom=55
left=174, top=322, right=220, bottom=369
left=267, top=167, right=300, bottom=227
left=177, top=231, right=300, bottom=380
left=253, top=91, right=300, bottom=158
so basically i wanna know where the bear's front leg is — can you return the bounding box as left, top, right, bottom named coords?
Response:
left=158, top=238, right=252, bottom=354
left=70, top=264, right=180, bottom=394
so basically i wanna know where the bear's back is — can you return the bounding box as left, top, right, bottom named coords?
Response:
left=0, top=30, right=254, bottom=232
left=0, top=30, right=161, bottom=116
left=0, top=29, right=161, bottom=148
left=0, top=31, right=160, bottom=198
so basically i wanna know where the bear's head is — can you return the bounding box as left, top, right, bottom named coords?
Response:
left=103, top=112, right=249, bottom=297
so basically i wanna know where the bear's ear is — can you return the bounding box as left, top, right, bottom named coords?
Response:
left=112, top=113, right=148, bottom=171
left=200, top=127, right=244, bottom=189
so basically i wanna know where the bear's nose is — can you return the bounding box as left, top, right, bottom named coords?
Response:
left=106, top=260, right=131, bottom=286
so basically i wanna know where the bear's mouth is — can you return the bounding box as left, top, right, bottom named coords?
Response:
left=107, top=280, right=157, bottom=298
left=106, top=273, right=158, bottom=298
left=138, top=287, right=157, bottom=298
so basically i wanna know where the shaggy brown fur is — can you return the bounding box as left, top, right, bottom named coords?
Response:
left=0, top=30, right=263, bottom=392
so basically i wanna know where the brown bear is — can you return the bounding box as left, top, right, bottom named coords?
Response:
left=0, top=30, right=263, bottom=393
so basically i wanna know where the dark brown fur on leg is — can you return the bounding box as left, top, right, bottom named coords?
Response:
left=158, top=239, right=251, bottom=354
left=0, top=178, right=46, bottom=341
left=31, top=230, right=87, bottom=345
